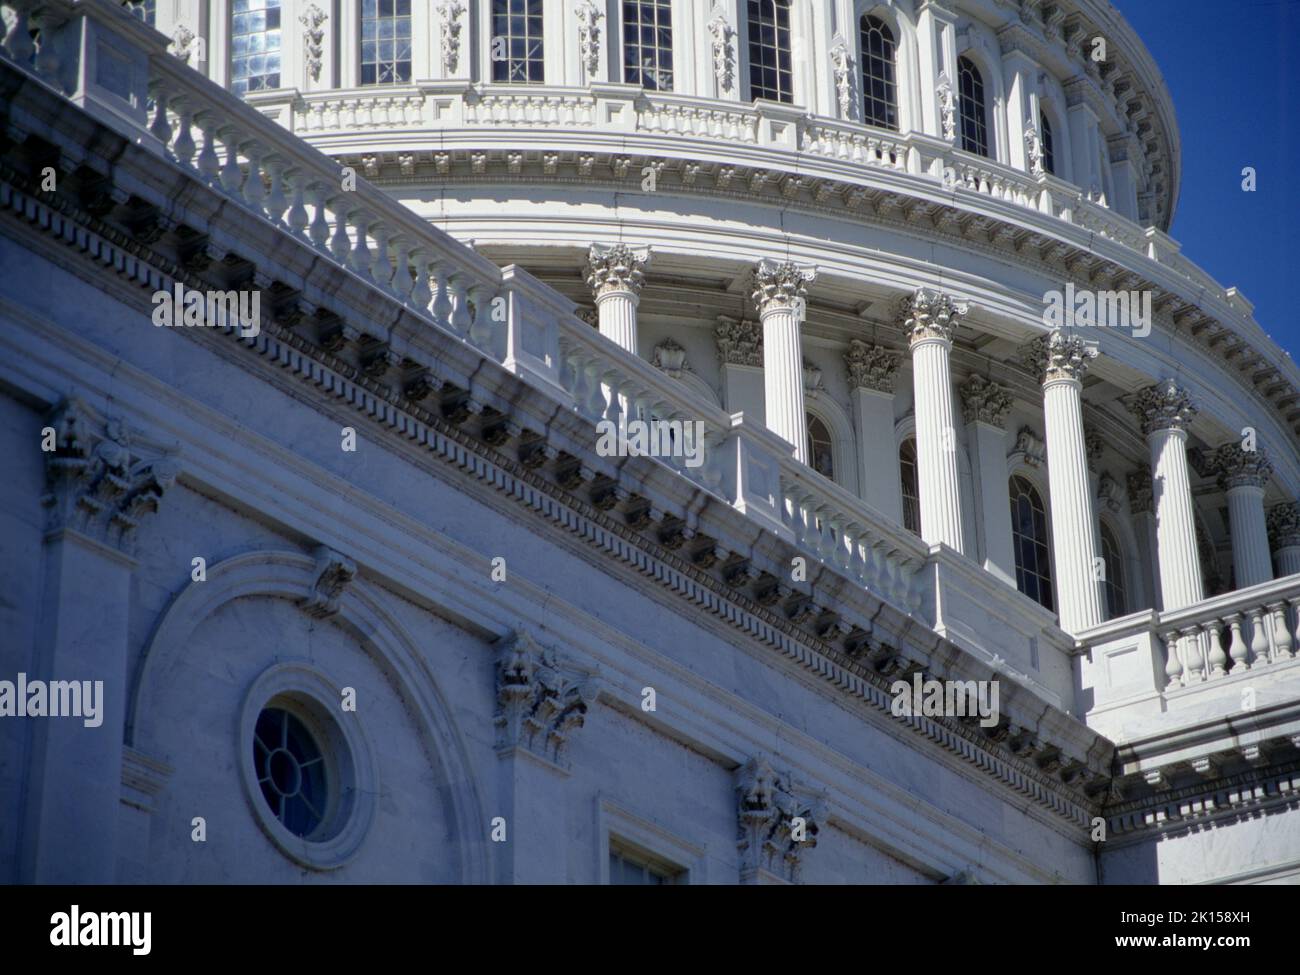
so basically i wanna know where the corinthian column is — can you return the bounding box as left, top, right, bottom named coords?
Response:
left=902, top=287, right=967, bottom=552
left=1209, top=443, right=1274, bottom=589
left=1268, top=503, right=1300, bottom=577
left=585, top=243, right=651, bottom=354
left=752, top=259, right=817, bottom=463
left=1130, top=380, right=1203, bottom=611
left=1026, top=331, right=1105, bottom=631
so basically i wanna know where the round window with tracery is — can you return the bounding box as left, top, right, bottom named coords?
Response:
left=254, top=706, right=328, bottom=839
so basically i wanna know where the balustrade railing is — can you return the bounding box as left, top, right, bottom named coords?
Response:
left=1157, top=582, right=1300, bottom=689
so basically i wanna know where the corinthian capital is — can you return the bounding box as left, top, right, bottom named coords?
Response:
left=1129, top=380, right=1197, bottom=435
left=494, top=629, right=601, bottom=767
left=1209, top=443, right=1272, bottom=491
left=899, top=287, right=968, bottom=346
left=844, top=340, right=900, bottom=393
left=959, top=375, right=1013, bottom=427
left=751, top=259, right=817, bottom=315
left=41, top=397, right=181, bottom=555
left=1022, top=330, right=1098, bottom=384
left=1127, top=467, right=1153, bottom=514
left=1267, top=502, right=1300, bottom=548
left=735, top=757, right=824, bottom=884
left=585, top=243, right=651, bottom=299
left=715, top=315, right=763, bottom=366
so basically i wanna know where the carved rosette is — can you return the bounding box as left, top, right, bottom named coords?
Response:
left=299, top=4, right=327, bottom=81
left=1130, top=380, right=1197, bottom=436
left=735, top=757, right=824, bottom=884
left=899, top=287, right=967, bottom=346
left=708, top=6, right=735, bottom=94
left=652, top=338, right=689, bottom=378
left=1022, top=330, right=1097, bottom=384
left=751, top=259, right=817, bottom=316
left=715, top=316, right=763, bottom=366
left=436, top=0, right=465, bottom=75
left=494, top=630, right=600, bottom=767
left=575, top=0, right=603, bottom=77
left=41, top=397, right=180, bottom=555
left=1127, top=467, right=1154, bottom=515
left=959, top=375, right=1013, bottom=427
left=843, top=340, right=900, bottom=393
left=585, top=243, right=650, bottom=299
left=1267, top=502, right=1300, bottom=549
left=1209, top=443, right=1273, bottom=491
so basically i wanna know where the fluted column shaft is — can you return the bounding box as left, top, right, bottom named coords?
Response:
left=1227, top=486, right=1272, bottom=588
left=585, top=242, right=650, bottom=356
left=752, top=259, right=817, bottom=464
left=595, top=288, right=638, bottom=352
left=903, top=288, right=967, bottom=553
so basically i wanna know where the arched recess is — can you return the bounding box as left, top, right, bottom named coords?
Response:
left=806, top=394, right=859, bottom=496
left=671, top=369, right=722, bottom=408
left=128, top=548, right=490, bottom=883
left=1101, top=508, right=1148, bottom=613
left=1005, top=462, right=1058, bottom=614
left=855, top=1, right=918, bottom=133
left=954, top=36, right=1008, bottom=165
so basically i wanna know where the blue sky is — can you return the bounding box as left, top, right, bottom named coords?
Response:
left=1114, top=0, right=1298, bottom=358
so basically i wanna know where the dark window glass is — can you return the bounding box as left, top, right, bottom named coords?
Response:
left=623, top=1, right=673, bottom=91
left=1100, top=521, right=1126, bottom=619
left=808, top=414, right=834, bottom=481
left=747, top=0, right=792, bottom=103
left=360, top=0, right=411, bottom=85
left=900, top=438, right=921, bottom=536
left=492, top=0, right=545, bottom=83
left=1009, top=475, right=1054, bottom=611
left=859, top=15, right=897, bottom=130
left=609, top=847, right=681, bottom=884
left=1040, top=111, right=1055, bottom=175
left=253, top=707, right=328, bottom=838
left=231, top=0, right=282, bottom=95
left=957, top=56, right=989, bottom=157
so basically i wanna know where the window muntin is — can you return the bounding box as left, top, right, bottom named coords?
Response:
left=492, top=0, right=545, bottom=83
left=360, top=0, right=411, bottom=86
left=899, top=438, right=921, bottom=536
left=623, top=0, right=674, bottom=91
left=808, top=414, right=834, bottom=480
left=859, top=15, right=897, bottom=130
left=254, top=707, right=328, bottom=839
left=609, top=845, right=683, bottom=884
left=1010, top=475, right=1054, bottom=611
left=747, top=0, right=793, bottom=103
left=231, top=0, right=282, bottom=95
left=1040, top=111, right=1055, bottom=175
left=957, top=56, right=990, bottom=157
left=1099, top=521, right=1126, bottom=619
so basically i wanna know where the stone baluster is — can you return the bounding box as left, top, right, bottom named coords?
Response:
left=1204, top=620, right=1228, bottom=678
left=149, top=79, right=172, bottom=147
left=285, top=169, right=309, bottom=238
left=448, top=274, right=472, bottom=335
left=1225, top=613, right=1249, bottom=672
left=241, top=141, right=267, bottom=213
left=1269, top=601, right=1294, bottom=662
left=171, top=98, right=196, bottom=167
left=1246, top=606, right=1269, bottom=669
left=195, top=112, right=221, bottom=183
left=431, top=265, right=453, bottom=327
left=328, top=198, right=353, bottom=262
left=1162, top=629, right=1183, bottom=689
left=1180, top=625, right=1204, bottom=683
left=263, top=155, right=288, bottom=226
left=370, top=222, right=394, bottom=289
left=410, top=249, right=434, bottom=313
left=307, top=183, right=331, bottom=250
left=218, top=128, right=244, bottom=196
left=348, top=211, right=373, bottom=280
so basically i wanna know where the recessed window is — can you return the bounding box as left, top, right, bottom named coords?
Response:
left=1099, top=521, right=1126, bottom=618
left=808, top=414, right=834, bottom=480
left=1010, top=475, right=1054, bottom=611
left=361, top=0, right=411, bottom=86
left=859, top=15, right=897, bottom=130
left=254, top=707, right=328, bottom=838
left=623, top=0, right=673, bottom=91
left=747, top=0, right=793, bottom=104
left=492, top=0, right=545, bottom=83
left=231, top=0, right=282, bottom=95
left=1040, top=111, right=1055, bottom=175
left=957, top=56, right=989, bottom=158
left=899, top=438, right=921, bottom=536
left=609, top=843, right=685, bottom=884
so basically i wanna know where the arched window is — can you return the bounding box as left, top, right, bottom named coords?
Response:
left=1009, top=475, right=1053, bottom=611
left=1040, top=111, right=1055, bottom=175
left=957, top=56, right=990, bottom=158
left=899, top=438, right=921, bottom=536
left=808, top=414, right=834, bottom=480
left=492, top=0, right=545, bottom=84
left=859, top=15, right=898, bottom=130
left=747, top=0, right=793, bottom=103
left=360, top=0, right=411, bottom=86
left=231, top=0, right=283, bottom=95
left=1099, top=521, right=1126, bottom=618
left=623, top=1, right=674, bottom=91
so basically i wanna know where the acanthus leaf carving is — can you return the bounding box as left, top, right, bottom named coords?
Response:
left=1130, top=379, right=1197, bottom=435
left=494, top=629, right=600, bottom=767
left=844, top=340, right=900, bottom=394
left=585, top=242, right=651, bottom=298
left=1208, top=442, right=1272, bottom=491
left=708, top=4, right=736, bottom=95
left=829, top=32, right=854, bottom=120
left=959, top=375, right=1013, bottom=427
left=751, top=259, right=817, bottom=315
left=575, top=0, right=603, bottom=78
left=715, top=315, right=763, bottom=367
left=735, top=757, right=824, bottom=884
left=299, top=4, right=328, bottom=82
left=436, top=0, right=465, bottom=75
left=899, top=287, right=967, bottom=345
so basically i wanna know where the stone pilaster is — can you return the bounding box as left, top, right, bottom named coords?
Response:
left=735, top=757, right=824, bottom=884
left=21, top=397, right=180, bottom=883
left=844, top=341, right=903, bottom=521
left=716, top=315, right=766, bottom=424
left=752, top=259, right=817, bottom=464
left=902, top=287, right=967, bottom=553
left=1268, top=502, right=1300, bottom=578
left=1209, top=443, right=1273, bottom=589
left=959, top=375, right=1015, bottom=583
left=1032, top=331, right=1105, bottom=631
left=585, top=243, right=650, bottom=354
left=1130, top=380, right=1203, bottom=611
